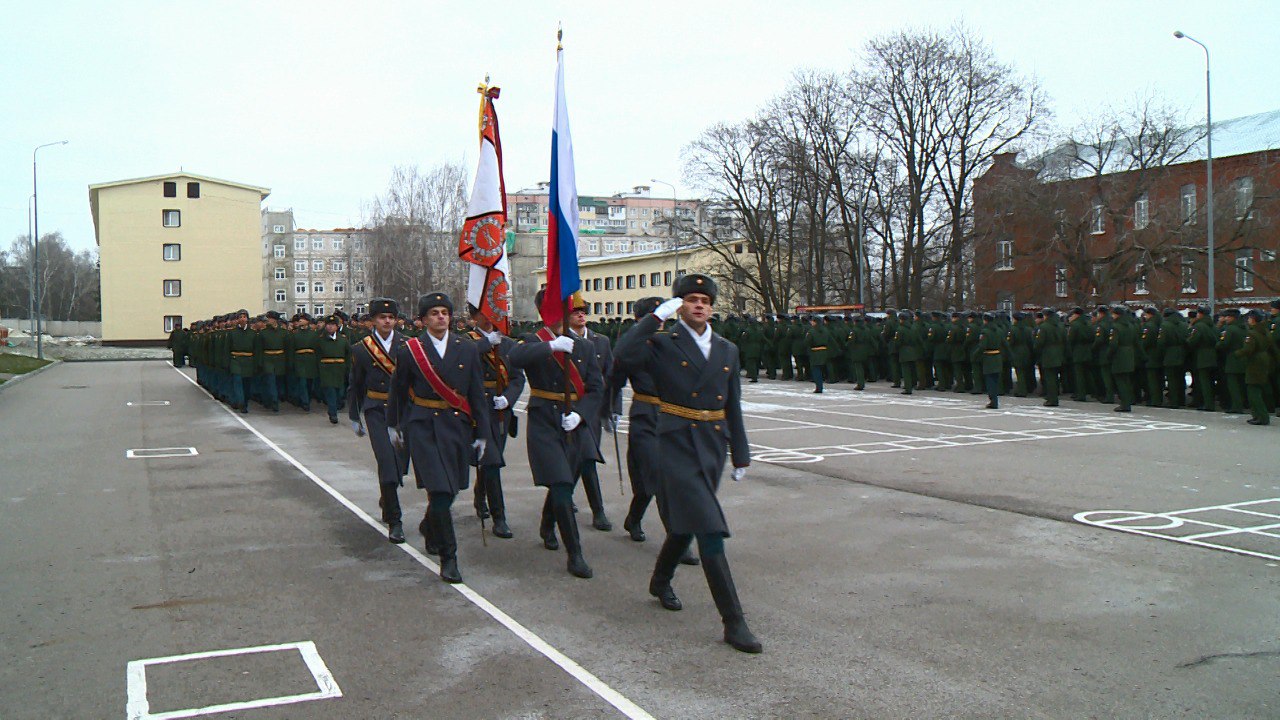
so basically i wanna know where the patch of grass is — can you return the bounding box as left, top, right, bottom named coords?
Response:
left=0, top=353, right=53, bottom=376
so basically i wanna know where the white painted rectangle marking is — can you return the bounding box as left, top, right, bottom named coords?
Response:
left=125, top=447, right=198, bottom=459
left=125, top=640, right=341, bottom=720
left=126, top=401, right=171, bottom=407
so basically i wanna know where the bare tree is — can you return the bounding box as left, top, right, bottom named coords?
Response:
left=2, top=233, right=100, bottom=321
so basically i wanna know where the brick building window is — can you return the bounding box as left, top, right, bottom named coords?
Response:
left=314, top=281, right=324, bottom=294
left=332, top=238, right=344, bottom=251
left=1054, top=264, right=1068, bottom=298
left=639, top=274, right=647, bottom=288
left=996, top=240, right=1014, bottom=271
left=605, top=302, right=615, bottom=314
left=354, top=260, right=364, bottom=271
left=1134, top=193, right=1149, bottom=230
left=295, top=305, right=307, bottom=315
left=355, top=282, right=365, bottom=294
left=331, top=259, right=346, bottom=272
left=1236, top=177, right=1255, bottom=219
left=163, top=243, right=181, bottom=261
left=313, top=304, right=324, bottom=315
left=1181, top=254, right=1197, bottom=294
left=626, top=301, right=635, bottom=314
left=1180, top=184, right=1197, bottom=224
left=164, top=315, right=183, bottom=333
left=163, top=279, right=181, bottom=297
left=650, top=272, right=661, bottom=285
left=664, top=271, right=672, bottom=286
left=1235, top=250, right=1254, bottom=291
left=1135, top=263, right=1149, bottom=295
left=1090, top=203, right=1106, bottom=234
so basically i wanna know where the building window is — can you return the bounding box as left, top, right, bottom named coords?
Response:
left=1090, top=203, right=1106, bottom=234
left=335, top=303, right=344, bottom=312
left=1180, top=184, right=1197, bottom=224
left=664, top=271, right=672, bottom=286
left=1235, top=249, right=1254, bottom=291
left=996, top=240, right=1014, bottom=270
left=639, top=274, right=647, bottom=288
left=295, top=305, right=307, bottom=316
left=1134, top=193, right=1149, bottom=230
left=313, top=260, right=324, bottom=272
left=605, top=277, right=614, bottom=290
left=331, top=259, right=345, bottom=272
left=605, top=301, right=615, bottom=314
left=354, top=238, right=364, bottom=250
left=996, top=293, right=1014, bottom=313
left=1262, top=250, right=1277, bottom=262
left=626, top=275, right=636, bottom=289
left=294, top=238, right=305, bottom=250
left=1181, top=254, right=1197, bottom=294
left=619, top=239, right=631, bottom=252
left=626, top=301, right=635, bottom=314
left=593, top=302, right=603, bottom=314
left=162, top=243, right=181, bottom=261
left=186, top=182, right=200, bottom=199
left=294, top=259, right=306, bottom=273
left=1135, top=263, right=1149, bottom=295
left=313, top=304, right=324, bottom=315
left=604, top=240, right=616, bottom=253
left=163, top=315, right=183, bottom=333
left=355, top=281, right=365, bottom=294
left=163, top=279, right=181, bottom=297
left=274, top=267, right=286, bottom=280
left=650, top=272, right=661, bottom=286
left=163, top=181, right=177, bottom=198
left=275, top=289, right=286, bottom=303
left=353, top=260, right=364, bottom=272
left=586, top=240, right=599, bottom=252
left=162, top=209, right=181, bottom=228
left=735, top=243, right=744, bottom=254
left=332, top=238, right=344, bottom=251
left=275, top=224, right=288, bottom=234
left=273, top=244, right=285, bottom=258
left=312, top=238, right=324, bottom=250
left=334, top=281, right=345, bottom=294
left=314, top=281, right=324, bottom=294
left=592, top=278, right=602, bottom=291
left=355, top=304, right=366, bottom=315
left=1054, top=264, right=1068, bottom=298
left=1236, top=177, right=1255, bottom=219
left=296, top=281, right=307, bottom=295
left=1091, top=263, right=1105, bottom=296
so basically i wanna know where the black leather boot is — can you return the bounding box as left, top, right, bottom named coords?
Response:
left=554, top=502, right=592, bottom=579
left=487, top=473, right=512, bottom=539
left=433, top=510, right=462, bottom=584
left=623, top=493, right=651, bottom=542
left=387, top=522, right=405, bottom=544
left=679, top=546, right=700, bottom=566
left=419, top=512, right=440, bottom=555
left=649, top=535, right=689, bottom=611
left=702, top=554, right=762, bottom=653
left=581, top=467, right=613, bottom=531
left=473, top=473, right=490, bottom=520
left=540, top=495, right=559, bottom=550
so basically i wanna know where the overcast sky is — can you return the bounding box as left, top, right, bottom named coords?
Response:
left=2, top=0, right=1277, bottom=254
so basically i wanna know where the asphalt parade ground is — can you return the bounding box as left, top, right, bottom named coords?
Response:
left=2, top=361, right=1278, bottom=719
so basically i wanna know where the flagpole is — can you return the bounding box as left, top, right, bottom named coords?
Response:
left=558, top=24, right=574, bottom=418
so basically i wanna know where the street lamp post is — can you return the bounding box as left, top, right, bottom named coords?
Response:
left=1174, top=31, right=1214, bottom=314
left=32, top=140, right=68, bottom=360
left=650, top=178, right=681, bottom=276
left=27, top=195, right=35, bottom=336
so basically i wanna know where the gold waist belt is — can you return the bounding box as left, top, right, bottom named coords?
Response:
left=632, top=393, right=660, bottom=405
left=810, top=346, right=828, bottom=351
left=366, top=390, right=388, bottom=401
left=483, top=380, right=499, bottom=389
left=530, top=388, right=579, bottom=402
left=231, top=351, right=253, bottom=357
left=983, top=350, right=1001, bottom=355
left=660, top=402, right=725, bottom=422
left=295, top=349, right=315, bottom=354
left=321, top=358, right=345, bottom=364
left=411, top=395, right=448, bottom=409
left=264, top=349, right=285, bottom=355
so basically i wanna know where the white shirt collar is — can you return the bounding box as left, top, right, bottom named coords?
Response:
left=427, top=331, right=449, bottom=358
left=375, top=330, right=393, bottom=354
left=678, top=319, right=712, bottom=359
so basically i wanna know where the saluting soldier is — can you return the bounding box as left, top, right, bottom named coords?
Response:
left=466, top=303, right=527, bottom=540
left=316, top=316, right=351, bottom=423
left=348, top=298, right=410, bottom=544
left=615, top=273, right=761, bottom=654
left=386, top=292, right=492, bottom=584
left=508, top=290, right=606, bottom=579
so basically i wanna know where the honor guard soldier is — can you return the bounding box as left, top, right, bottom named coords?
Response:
left=615, top=273, right=761, bottom=654
left=348, top=298, right=410, bottom=543
left=610, top=297, right=665, bottom=542
left=466, top=304, right=527, bottom=540
left=566, top=295, right=617, bottom=532
left=508, top=290, right=606, bottom=579
left=386, top=292, right=492, bottom=583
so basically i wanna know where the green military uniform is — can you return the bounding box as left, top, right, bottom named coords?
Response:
left=805, top=319, right=832, bottom=393
left=1217, top=310, right=1248, bottom=413
left=1007, top=313, right=1034, bottom=397
left=316, top=319, right=351, bottom=422
left=1108, top=308, right=1137, bottom=412
left=1158, top=310, right=1188, bottom=408
left=227, top=314, right=259, bottom=413
left=737, top=318, right=766, bottom=383
left=977, top=315, right=1003, bottom=408
left=1034, top=310, right=1066, bottom=406
left=1236, top=312, right=1276, bottom=425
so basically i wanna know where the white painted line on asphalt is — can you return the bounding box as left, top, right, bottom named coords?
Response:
left=125, top=447, right=198, bottom=459
left=169, top=365, right=656, bottom=720
left=1075, top=498, right=1280, bottom=563
left=125, top=640, right=340, bottom=720
left=126, top=401, right=171, bottom=407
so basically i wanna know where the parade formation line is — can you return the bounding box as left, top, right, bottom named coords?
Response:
left=168, top=363, right=657, bottom=720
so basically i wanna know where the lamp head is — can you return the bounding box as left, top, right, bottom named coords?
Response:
left=1173, top=30, right=1185, bottom=38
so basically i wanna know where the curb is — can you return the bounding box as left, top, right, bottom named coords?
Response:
left=0, top=358, right=62, bottom=395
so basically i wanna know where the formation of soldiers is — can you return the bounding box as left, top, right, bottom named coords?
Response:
left=165, top=274, right=763, bottom=654
left=697, top=302, right=1278, bottom=426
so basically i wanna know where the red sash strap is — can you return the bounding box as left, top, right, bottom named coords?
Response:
left=468, top=330, right=510, bottom=392
left=406, top=337, right=473, bottom=421
left=536, top=326, right=586, bottom=397
left=362, top=335, right=397, bottom=377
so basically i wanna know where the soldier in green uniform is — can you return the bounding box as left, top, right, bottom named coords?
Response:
left=882, top=311, right=900, bottom=388
left=1091, top=307, right=1115, bottom=404
left=1065, top=308, right=1090, bottom=402
left=316, top=315, right=351, bottom=423
left=1269, top=301, right=1280, bottom=417
left=947, top=312, right=968, bottom=393
left=894, top=312, right=923, bottom=394
left=846, top=316, right=870, bottom=390
left=976, top=313, right=1003, bottom=409
left=1034, top=308, right=1066, bottom=406
left=257, top=311, right=288, bottom=412
left=1138, top=307, right=1161, bottom=407
left=1236, top=310, right=1275, bottom=425
left=965, top=312, right=983, bottom=395
left=1109, top=306, right=1138, bottom=412
left=1217, top=308, right=1248, bottom=414
left=289, top=314, right=320, bottom=411
left=226, top=310, right=259, bottom=414
left=930, top=312, right=951, bottom=392
left=1008, top=312, right=1034, bottom=397
left=738, top=316, right=766, bottom=383
left=1186, top=308, right=1216, bottom=411
left=166, top=323, right=190, bottom=368
left=805, top=316, right=831, bottom=393
left=790, top=316, right=810, bottom=382
left=1158, top=309, right=1188, bottom=408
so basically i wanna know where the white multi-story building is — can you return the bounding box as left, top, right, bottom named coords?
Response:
left=261, top=209, right=373, bottom=318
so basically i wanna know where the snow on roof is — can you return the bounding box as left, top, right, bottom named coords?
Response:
left=1186, top=107, right=1280, bottom=161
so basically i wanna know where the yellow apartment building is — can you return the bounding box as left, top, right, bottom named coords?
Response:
left=90, top=172, right=270, bottom=343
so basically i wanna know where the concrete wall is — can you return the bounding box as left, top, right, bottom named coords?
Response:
left=0, top=319, right=102, bottom=337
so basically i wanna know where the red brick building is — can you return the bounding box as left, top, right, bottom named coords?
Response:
left=973, top=109, right=1280, bottom=312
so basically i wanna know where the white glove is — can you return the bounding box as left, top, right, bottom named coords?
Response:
left=387, top=427, right=403, bottom=449
left=351, top=420, right=366, bottom=437
left=731, top=466, right=747, bottom=482
left=472, top=439, right=487, bottom=461
left=484, top=330, right=502, bottom=345
left=548, top=335, right=574, bottom=353
left=492, top=395, right=509, bottom=411
left=654, top=297, right=684, bottom=321
left=561, top=412, right=582, bottom=432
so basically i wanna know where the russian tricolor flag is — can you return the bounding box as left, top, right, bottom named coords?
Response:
left=539, top=42, right=580, bottom=326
